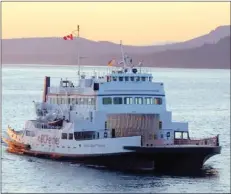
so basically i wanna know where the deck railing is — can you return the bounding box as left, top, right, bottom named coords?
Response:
left=174, top=135, right=219, bottom=146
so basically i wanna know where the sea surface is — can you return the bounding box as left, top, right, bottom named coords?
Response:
left=1, top=65, right=230, bottom=193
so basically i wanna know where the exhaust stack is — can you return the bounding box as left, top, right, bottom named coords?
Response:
left=43, top=76, right=50, bottom=102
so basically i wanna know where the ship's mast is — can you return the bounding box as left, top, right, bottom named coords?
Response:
left=120, top=40, right=126, bottom=69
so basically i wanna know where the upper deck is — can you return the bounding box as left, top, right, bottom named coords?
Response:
left=47, top=67, right=164, bottom=96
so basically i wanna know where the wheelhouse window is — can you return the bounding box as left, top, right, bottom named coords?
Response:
left=130, top=77, right=134, bottom=81
left=124, top=97, right=133, bottom=104
left=107, top=76, right=111, bottom=82
left=149, top=77, right=153, bottom=82
left=141, top=77, right=146, bottom=81
left=154, top=97, right=162, bottom=105
left=103, top=97, right=112, bottom=105
left=144, top=97, right=153, bottom=104
left=125, top=76, right=129, bottom=81
left=134, top=97, right=143, bottom=104
left=112, top=77, right=117, bottom=81
left=119, top=77, right=123, bottom=81
left=136, top=76, right=140, bottom=81
left=113, top=97, right=123, bottom=104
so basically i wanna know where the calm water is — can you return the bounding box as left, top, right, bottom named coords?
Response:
left=1, top=65, right=230, bottom=193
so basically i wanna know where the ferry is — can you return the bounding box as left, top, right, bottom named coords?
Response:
left=2, top=26, right=221, bottom=172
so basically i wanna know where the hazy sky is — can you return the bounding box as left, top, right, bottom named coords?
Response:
left=2, top=2, right=230, bottom=45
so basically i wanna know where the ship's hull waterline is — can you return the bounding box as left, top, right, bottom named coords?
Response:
left=3, top=137, right=221, bottom=172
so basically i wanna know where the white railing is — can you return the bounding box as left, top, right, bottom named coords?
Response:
left=48, top=87, right=84, bottom=94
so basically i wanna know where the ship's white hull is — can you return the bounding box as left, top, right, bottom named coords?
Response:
left=5, top=127, right=141, bottom=156
left=3, top=127, right=221, bottom=172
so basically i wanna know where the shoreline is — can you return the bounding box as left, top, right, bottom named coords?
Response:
left=1, top=63, right=230, bottom=70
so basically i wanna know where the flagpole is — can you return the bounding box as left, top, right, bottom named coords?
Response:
left=77, top=25, right=80, bottom=86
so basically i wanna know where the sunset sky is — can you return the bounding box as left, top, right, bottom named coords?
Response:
left=2, top=2, right=230, bottom=45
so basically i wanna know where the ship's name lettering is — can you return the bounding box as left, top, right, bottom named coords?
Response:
left=37, top=135, right=59, bottom=145
left=83, top=144, right=105, bottom=148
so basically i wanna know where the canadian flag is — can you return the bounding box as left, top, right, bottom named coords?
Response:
left=63, top=34, right=73, bottom=40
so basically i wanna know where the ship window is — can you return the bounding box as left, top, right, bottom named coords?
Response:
left=103, top=97, right=112, bottom=105
left=154, top=97, right=162, bottom=105
left=107, top=76, right=111, bottom=82
left=124, top=97, right=133, bottom=104
left=167, top=132, right=171, bottom=138
left=25, top=130, right=35, bottom=137
left=62, top=133, right=67, bottom=139
left=112, top=77, right=117, bottom=81
left=159, top=121, right=162, bottom=129
left=183, top=132, right=188, bottom=139
left=74, top=131, right=96, bottom=140
left=105, top=121, right=107, bottom=129
left=130, top=77, right=134, bottom=81
left=145, top=97, right=153, bottom=104
left=80, top=98, right=84, bottom=105
left=134, top=97, right=143, bottom=104
left=125, top=76, right=129, bottom=81
left=161, top=134, right=164, bottom=138
left=149, top=77, right=153, bottom=81
left=136, top=76, right=140, bottom=81
left=84, top=98, right=88, bottom=105
left=141, top=77, right=146, bottom=81
left=174, top=132, right=181, bottom=139
left=69, top=133, right=73, bottom=140
left=154, top=134, right=158, bottom=139
left=57, top=98, right=61, bottom=105
left=91, top=98, right=95, bottom=105
left=61, top=98, right=65, bottom=104
left=119, top=77, right=123, bottom=81
left=113, top=97, right=123, bottom=104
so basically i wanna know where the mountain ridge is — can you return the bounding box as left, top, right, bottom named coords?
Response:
left=2, top=25, right=230, bottom=69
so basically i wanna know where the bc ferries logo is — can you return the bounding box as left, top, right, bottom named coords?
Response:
left=37, top=135, right=59, bottom=145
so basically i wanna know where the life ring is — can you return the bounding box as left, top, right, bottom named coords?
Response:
left=104, top=132, right=107, bottom=138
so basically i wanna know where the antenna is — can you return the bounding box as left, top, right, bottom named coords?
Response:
left=120, top=40, right=126, bottom=69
